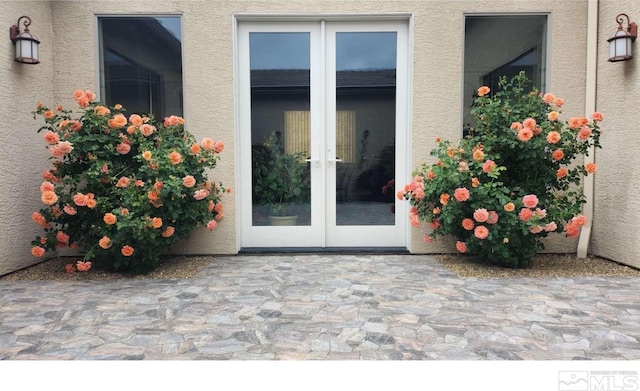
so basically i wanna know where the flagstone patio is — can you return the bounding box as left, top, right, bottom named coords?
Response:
left=0, top=254, right=638, bottom=360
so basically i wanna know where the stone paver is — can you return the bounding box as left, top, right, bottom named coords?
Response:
left=0, top=254, right=639, bottom=360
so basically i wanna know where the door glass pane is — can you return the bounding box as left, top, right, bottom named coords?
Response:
left=250, top=33, right=311, bottom=226
left=335, top=32, right=396, bottom=226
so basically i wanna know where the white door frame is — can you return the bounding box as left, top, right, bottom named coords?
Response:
left=235, top=15, right=412, bottom=250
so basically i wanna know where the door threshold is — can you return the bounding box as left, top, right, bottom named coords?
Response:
left=239, top=247, right=410, bottom=255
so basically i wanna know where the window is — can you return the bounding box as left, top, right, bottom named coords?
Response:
left=99, top=16, right=183, bottom=119
left=463, top=15, right=547, bottom=132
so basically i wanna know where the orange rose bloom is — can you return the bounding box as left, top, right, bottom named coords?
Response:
left=190, top=144, right=201, bottom=154
left=568, top=117, right=582, bottom=129
left=591, top=112, right=604, bottom=122
left=116, top=176, right=130, bottom=188
left=86, top=198, right=97, bottom=209
left=140, top=124, right=155, bottom=137
left=169, top=151, right=182, bottom=165
left=116, top=143, right=131, bottom=155
left=56, top=231, right=70, bottom=244
left=504, top=202, right=515, bottom=212
left=32, top=212, right=49, bottom=228
left=578, top=126, right=592, bottom=140
left=148, top=190, right=159, bottom=201
left=511, top=122, right=523, bottom=131
left=213, top=140, right=225, bottom=153
left=41, top=190, right=58, bottom=206
left=472, top=149, right=485, bottom=161
left=40, top=181, right=55, bottom=192
left=201, top=137, right=215, bottom=151
left=546, top=131, right=561, bottom=144
left=542, top=93, right=555, bottom=104
left=43, top=131, right=60, bottom=145
left=523, top=118, right=537, bottom=129
left=585, top=162, right=596, bottom=173
left=94, top=105, right=111, bottom=116
left=73, top=193, right=88, bottom=206
left=477, top=86, right=490, bottom=97
left=161, top=226, right=175, bottom=238
left=182, top=175, right=196, bottom=188
left=151, top=217, right=163, bottom=229
left=103, top=213, right=117, bottom=225
left=44, top=110, right=55, bottom=119
left=517, top=128, right=533, bottom=142
left=70, top=120, right=82, bottom=131
left=76, top=261, right=92, bottom=272
left=108, top=114, right=127, bottom=129
left=121, top=245, right=134, bottom=257
left=129, top=114, right=143, bottom=126
left=552, top=149, right=564, bottom=161
left=461, top=218, right=475, bottom=231
left=440, top=193, right=450, bottom=205
left=142, top=151, right=152, bottom=161
left=556, top=168, right=568, bottom=179
left=98, top=236, right=112, bottom=249
left=547, top=111, right=560, bottom=122
left=31, top=246, right=46, bottom=257
left=474, top=225, right=489, bottom=240
left=471, top=177, right=480, bottom=188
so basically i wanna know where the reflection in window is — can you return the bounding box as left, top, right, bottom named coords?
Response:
left=463, top=15, right=547, bottom=132
left=99, top=17, right=183, bottom=119
left=284, top=110, right=356, bottom=164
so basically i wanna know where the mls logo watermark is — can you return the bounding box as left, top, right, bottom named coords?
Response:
left=559, top=371, right=639, bottom=391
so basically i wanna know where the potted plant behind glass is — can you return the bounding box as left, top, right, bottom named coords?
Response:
left=252, top=131, right=310, bottom=225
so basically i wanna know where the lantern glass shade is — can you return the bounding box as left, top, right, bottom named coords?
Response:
left=14, top=32, right=40, bottom=64
left=608, top=29, right=634, bottom=62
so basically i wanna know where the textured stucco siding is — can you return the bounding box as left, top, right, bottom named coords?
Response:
left=1, top=0, right=611, bottom=275
left=591, top=1, right=640, bottom=268
left=1, top=2, right=54, bottom=275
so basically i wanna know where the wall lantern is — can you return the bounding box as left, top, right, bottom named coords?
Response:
left=9, top=16, right=40, bottom=64
left=608, top=13, right=637, bottom=62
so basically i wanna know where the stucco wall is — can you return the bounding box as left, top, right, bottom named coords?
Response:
left=0, top=2, right=54, bottom=275
left=2, top=0, right=599, bottom=275
left=591, top=1, right=640, bottom=268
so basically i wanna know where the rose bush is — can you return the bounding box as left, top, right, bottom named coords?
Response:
left=400, top=72, right=603, bottom=268
left=30, top=90, right=228, bottom=273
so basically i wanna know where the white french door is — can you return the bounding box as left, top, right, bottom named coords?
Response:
left=237, top=19, right=409, bottom=248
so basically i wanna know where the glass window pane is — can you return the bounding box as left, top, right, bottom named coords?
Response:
left=335, top=32, right=397, bottom=226
left=250, top=33, right=311, bottom=226
left=463, top=15, right=547, bottom=132
left=99, top=17, right=183, bottom=119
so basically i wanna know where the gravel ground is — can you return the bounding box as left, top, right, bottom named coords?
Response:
left=0, top=255, right=213, bottom=281
left=437, top=253, right=640, bottom=278
left=0, top=253, right=638, bottom=281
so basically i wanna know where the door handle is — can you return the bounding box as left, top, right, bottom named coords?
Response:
left=327, top=147, right=342, bottom=163
left=305, top=145, right=320, bottom=163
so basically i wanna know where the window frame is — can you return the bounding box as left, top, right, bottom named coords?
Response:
left=461, top=12, right=550, bottom=136
left=95, top=14, right=185, bottom=119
